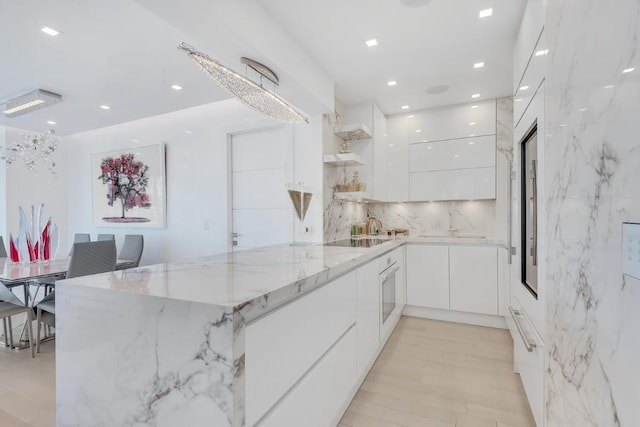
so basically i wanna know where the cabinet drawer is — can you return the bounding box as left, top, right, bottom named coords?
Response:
left=245, top=272, right=356, bottom=425
left=258, top=327, right=357, bottom=427
left=511, top=303, right=544, bottom=426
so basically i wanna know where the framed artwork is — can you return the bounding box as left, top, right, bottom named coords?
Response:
left=92, top=143, right=166, bottom=228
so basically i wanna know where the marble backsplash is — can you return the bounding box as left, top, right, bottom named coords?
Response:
left=366, top=200, right=496, bottom=237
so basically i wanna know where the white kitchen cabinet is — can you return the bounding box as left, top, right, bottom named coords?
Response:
left=258, top=327, right=357, bottom=427
left=245, top=271, right=356, bottom=425
left=356, top=260, right=380, bottom=376
left=386, top=115, right=410, bottom=201
left=406, top=245, right=449, bottom=309
left=410, top=135, right=496, bottom=172
left=409, top=100, right=496, bottom=144
left=410, top=167, right=496, bottom=201
left=449, top=246, right=498, bottom=315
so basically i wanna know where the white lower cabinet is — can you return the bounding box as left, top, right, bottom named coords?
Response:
left=511, top=300, right=545, bottom=427
left=406, top=244, right=499, bottom=316
left=245, top=271, right=356, bottom=426
left=449, top=246, right=498, bottom=315
left=356, top=260, right=380, bottom=376
left=258, top=327, right=357, bottom=427
left=406, top=245, right=449, bottom=309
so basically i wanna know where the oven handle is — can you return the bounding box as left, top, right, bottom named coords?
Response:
left=509, top=306, right=536, bottom=352
left=380, top=265, right=399, bottom=283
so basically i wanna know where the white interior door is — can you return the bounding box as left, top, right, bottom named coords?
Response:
left=230, top=126, right=293, bottom=251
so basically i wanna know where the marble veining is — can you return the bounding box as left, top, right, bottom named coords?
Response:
left=544, top=1, right=640, bottom=426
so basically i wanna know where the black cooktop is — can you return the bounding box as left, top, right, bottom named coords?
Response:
left=324, top=238, right=389, bottom=248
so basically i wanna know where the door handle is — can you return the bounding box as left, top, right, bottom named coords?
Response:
left=530, top=159, right=537, bottom=266
left=509, top=306, right=537, bottom=352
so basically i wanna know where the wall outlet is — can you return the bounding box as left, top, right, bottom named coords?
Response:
left=622, top=222, right=640, bottom=280
left=304, top=225, right=312, bottom=234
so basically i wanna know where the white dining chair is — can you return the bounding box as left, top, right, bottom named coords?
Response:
left=117, top=235, right=144, bottom=269
left=35, top=240, right=117, bottom=353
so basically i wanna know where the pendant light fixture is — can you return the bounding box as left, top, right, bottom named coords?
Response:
left=179, top=43, right=309, bottom=124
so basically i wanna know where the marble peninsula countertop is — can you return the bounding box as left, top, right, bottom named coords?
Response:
left=59, top=236, right=506, bottom=322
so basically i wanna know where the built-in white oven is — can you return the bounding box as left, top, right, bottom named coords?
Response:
left=379, top=250, right=402, bottom=339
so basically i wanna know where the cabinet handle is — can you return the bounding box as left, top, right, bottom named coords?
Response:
left=530, top=159, right=537, bottom=267
left=381, top=265, right=400, bottom=283
left=509, top=306, right=536, bottom=352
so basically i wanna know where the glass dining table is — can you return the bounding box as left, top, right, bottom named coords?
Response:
left=0, top=256, right=136, bottom=349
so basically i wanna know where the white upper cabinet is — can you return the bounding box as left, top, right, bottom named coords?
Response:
left=410, top=135, right=496, bottom=172
left=409, top=100, right=496, bottom=144
left=386, top=115, right=411, bottom=201
left=410, top=168, right=496, bottom=201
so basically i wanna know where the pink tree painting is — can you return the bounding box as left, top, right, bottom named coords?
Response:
left=98, top=153, right=152, bottom=223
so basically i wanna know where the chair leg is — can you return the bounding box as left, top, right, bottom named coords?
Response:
left=36, top=308, right=41, bottom=354
left=25, top=311, right=34, bottom=358
left=7, top=317, right=13, bottom=348
left=2, top=319, right=7, bottom=348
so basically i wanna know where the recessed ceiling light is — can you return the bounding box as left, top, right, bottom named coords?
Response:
left=454, top=154, right=460, bottom=158
left=471, top=93, right=480, bottom=98
left=408, top=115, right=414, bottom=118
left=366, top=39, right=378, bottom=47
left=535, top=49, right=549, bottom=56
left=622, top=67, right=635, bottom=74
left=387, top=81, right=397, bottom=87
left=604, top=84, right=615, bottom=89
left=468, top=141, right=475, bottom=145
left=41, top=27, right=59, bottom=36
left=479, top=8, right=493, bottom=18
left=515, top=98, right=523, bottom=102
left=401, top=105, right=409, bottom=109
left=469, top=122, right=477, bottom=126
left=520, top=85, right=529, bottom=91
left=416, top=129, right=422, bottom=133
left=46, top=120, right=56, bottom=125
left=171, top=84, right=183, bottom=90
left=185, top=130, right=193, bottom=134
left=99, top=105, right=110, bottom=110
left=471, top=105, right=479, bottom=109
left=579, top=108, right=588, bottom=112
left=474, top=62, right=485, bottom=69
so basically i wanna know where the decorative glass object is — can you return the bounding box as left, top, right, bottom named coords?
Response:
left=0, top=130, right=58, bottom=178
left=287, top=182, right=313, bottom=246
left=9, top=204, right=59, bottom=263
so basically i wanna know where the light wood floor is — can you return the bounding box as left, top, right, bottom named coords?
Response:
left=339, top=316, right=536, bottom=427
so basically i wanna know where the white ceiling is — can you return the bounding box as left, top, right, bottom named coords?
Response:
left=0, top=0, right=230, bottom=136
left=0, top=0, right=525, bottom=137
left=257, top=0, right=526, bottom=115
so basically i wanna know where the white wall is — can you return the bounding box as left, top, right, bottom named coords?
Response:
left=62, top=99, right=323, bottom=265
left=0, top=129, right=6, bottom=240
left=3, top=126, right=68, bottom=255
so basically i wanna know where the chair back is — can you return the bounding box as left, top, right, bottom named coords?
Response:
left=69, top=233, right=91, bottom=256
left=67, top=240, right=117, bottom=279
left=119, top=235, right=144, bottom=267
left=0, top=236, right=7, bottom=258
left=97, top=234, right=115, bottom=241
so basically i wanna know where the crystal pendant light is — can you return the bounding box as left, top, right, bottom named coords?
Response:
left=179, top=43, right=309, bottom=124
